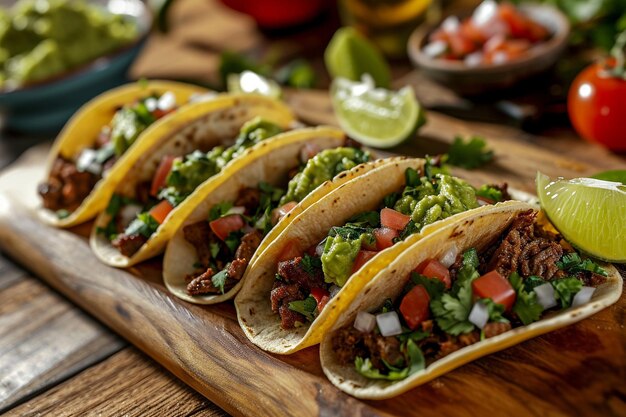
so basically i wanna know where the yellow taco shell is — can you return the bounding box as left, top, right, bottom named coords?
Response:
left=320, top=202, right=622, bottom=399
left=90, top=94, right=295, bottom=267
left=38, top=80, right=208, bottom=227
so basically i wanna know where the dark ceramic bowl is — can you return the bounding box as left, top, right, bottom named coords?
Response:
left=0, top=0, right=152, bottom=134
left=407, top=4, right=570, bottom=95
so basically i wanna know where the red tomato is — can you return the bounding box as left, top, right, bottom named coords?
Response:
left=400, top=285, right=430, bottom=330
left=209, top=214, right=245, bottom=241
left=568, top=61, right=626, bottom=152
left=149, top=200, right=174, bottom=224
left=460, top=20, right=486, bottom=44
left=220, top=0, right=326, bottom=29
left=150, top=156, right=176, bottom=197
left=351, top=250, right=378, bottom=274
left=277, top=239, right=300, bottom=262
left=498, top=3, right=531, bottom=39
left=374, top=227, right=399, bottom=251
left=418, top=259, right=451, bottom=289
left=380, top=208, right=411, bottom=231
left=310, top=287, right=330, bottom=313
left=448, top=32, right=477, bottom=58
left=152, top=108, right=175, bottom=119
left=472, top=270, right=516, bottom=311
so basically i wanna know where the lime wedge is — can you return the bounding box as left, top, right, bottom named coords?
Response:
left=591, top=170, right=626, bottom=184
left=324, top=27, right=391, bottom=88
left=227, top=71, right=281, bottom=98
left=536, top=172, right=626, bottom=263
left=331, top=75, right=425, bottom=148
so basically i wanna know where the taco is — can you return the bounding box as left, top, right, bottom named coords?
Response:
left=320, top=203, right=622, bottom=399
left=163, top=126, right=392, bottom=304
left=90, top=94, right=295, bottom=267
left=235, top=158, right=524, bottom=354
left=37, top=80, right=208, bottom=227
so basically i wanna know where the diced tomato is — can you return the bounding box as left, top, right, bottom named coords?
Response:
left=419, top=259, right=451, bottom=289
left=277, top=239, right=300, bottom=262
left=448, top=33, right=477, bottom=58
left=311, top=287, right=330, bottom=313
left=209, top=214, right=245, bottom=241
left=351, top=250, right=378, bottom=274
left=150, top=155, right=176, bottom=197
left=400, top=285, right=430, bottom=330
left=526, top=19, right=549, bottom=42
left=380, top=208, right=411, bottom=231
left=374, top=227, right=399, bottom=251
left=149, top=200, right=174, bottom=224
left=460, top=20, right=486, bottom=44
left=152, top=108, right=175, bottom=119
left=498, top=3, right=530, bottom=38
left=472, top=270, right=516, bottom=311
left=430, top=28, right=449, bottom=43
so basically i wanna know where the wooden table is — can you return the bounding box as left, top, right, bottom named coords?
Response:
left=1, top=1, right=625, bottom=415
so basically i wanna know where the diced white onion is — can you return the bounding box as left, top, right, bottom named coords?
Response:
left=440, top=244, right=459, bottom=268
left=315, top=238, right=327, bottom=257
left=376, top=311, right=402, bottom=337
left=572, top=286, right=595, bottom=308
left=472, top=0, right=497, bottom=27
left=423, top=41, right=447, bottom=58
left=491, top=51, right=509, bottom=65
left=464, top=52, right=484, bottom=67
left=354, top=311, right=377, bottom=333
left=329, top=285, right=341, bottom=299
left=76, top=149, right=102, bottom=175
left=442, top=16, right=460, bottom=34
left=144, top=97, right=158, bottom=112
left=226, top=206, right=246, bottom=215
left=157, top=91, right=176, bottom=111
left=534, top=283, right=557, bottom=310
left=468, top=301, right=489, bottom=329
left=119, top=204, right=142, bottom=226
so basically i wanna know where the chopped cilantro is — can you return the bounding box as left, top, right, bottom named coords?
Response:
left=452, top=248, right=480, bottom=293
left=409, top=272, right=445, bottom=300
left=481, top=298, right=509, bottom=323
left=288, top=295, right=317, bottom=321
left=398, top=220, right=418, bottom=240
left=347, top=211, right=380, bottom=228
left=124, top=212, right=160, bottom=238
left=509, top=272, right=543, bottom=325
left=329, top=225, right=371, bottom=240
left=557, top=253, right=608, bottom=277
left=380, top=298, right=394, bottom=314
left=301, top=254, right=322, bottom=275
left=475, top=184, right=503, bottom=202
left=383, top=192, right=401, bottom=208
left=224, top=231, right=242, bottom=254
left=551, top=277, right=583, bottom=308
left=209, top=202, right=234, bottom=221
left=405, top=167, right=421, bottom=187
left=524, top=275, right=546, bottom=292
left=211, top=269, right=229, bottom=294
left=354, top=339, right=424, bottom=381
left=209, top=242, right=220, bottom=259
left=447, top=136, right=494, bottom=169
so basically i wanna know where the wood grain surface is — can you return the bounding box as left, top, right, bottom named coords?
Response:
left=5, top=348, right=227, bottom=417
left=0, top=132, right=624, bottom=416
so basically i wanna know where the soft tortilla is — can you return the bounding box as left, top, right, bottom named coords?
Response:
left=38, top=81, right=208, bottom=227
left=163, top=126, right=391, bottom=304
left=90, top=94, right=295, bottom=267
left=320, top=203, right=623, bottom=399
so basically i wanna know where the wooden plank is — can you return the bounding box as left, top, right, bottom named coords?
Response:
left=0, top=199, right=382, bottom=417
left=0, top=255, right=125, bottom=412
left=5, top=347, right=228, bottom=417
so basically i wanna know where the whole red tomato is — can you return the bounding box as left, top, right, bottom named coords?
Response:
left=568, top=61, right=626, bottom=152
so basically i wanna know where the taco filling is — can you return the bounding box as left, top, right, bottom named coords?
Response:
left=96, top=118, right=284, bottom=257
left=330, top=210, right=608, bottom=381
left=270, top=165, right=513, bottom=330
left=182, top=145, right=371, bottom=295
left=38, top=91, right=181, bottom=217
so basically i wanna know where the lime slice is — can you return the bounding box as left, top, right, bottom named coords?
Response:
left=324, top=27, right=391, bottom=88
left=591, top=170, right=626, bottom=184
left=227, top=71, right=281, bottom=98
left=331, top=75, right=425, bottom=148
left=536, top=172, right=626, bottom=263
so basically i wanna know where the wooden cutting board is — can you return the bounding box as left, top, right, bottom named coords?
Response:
left=0, top=96, right=624, bottom=417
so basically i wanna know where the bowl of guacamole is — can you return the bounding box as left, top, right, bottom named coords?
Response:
left=0, top=0, right=151, bottom=133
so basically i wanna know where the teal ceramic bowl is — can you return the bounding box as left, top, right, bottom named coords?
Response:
left=0, top=0, right=152, bottom=134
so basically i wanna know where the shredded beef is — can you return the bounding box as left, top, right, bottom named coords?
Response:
left=38, top=157, right=98, bottom=211
left=484, top=210, right=565, bottom=280
left=187, top=268, right=217, bottom=295
left=235, top=187, right=261, bottom=213
left=278, top=304, right=306, bottom=329
left=270, top=281, right=307, bottom=329
left=227, top=259, right=248, bottom=282
left=183, top=221, right=217, bottom=268
left=332, top=327, right=367, bottom=365
left=234, top=230, right=263, bottom=264
left=277, top=257, right=325, bottom=291
left=112, top=233, right=147, bottom=257
left=438, top=337, right=462, bottom=358
left=458, top=331, right=480, bottom=346
left=483, top=322, right=512, bottom=338
left=363, top=333, right=405, bottom=370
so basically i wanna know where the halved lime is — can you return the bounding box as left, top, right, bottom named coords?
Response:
left=324, top=27, right=391, bottom=88
left=536, top=172, right=626, bottom=263
left=331, top=75, right=425, bottom=148
left=227, top=71, right=281, bottom=98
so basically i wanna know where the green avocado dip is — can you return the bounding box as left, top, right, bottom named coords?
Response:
left=0, top=0, right=137, bottom=88
left=281, top=147, right=370, bottom=205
